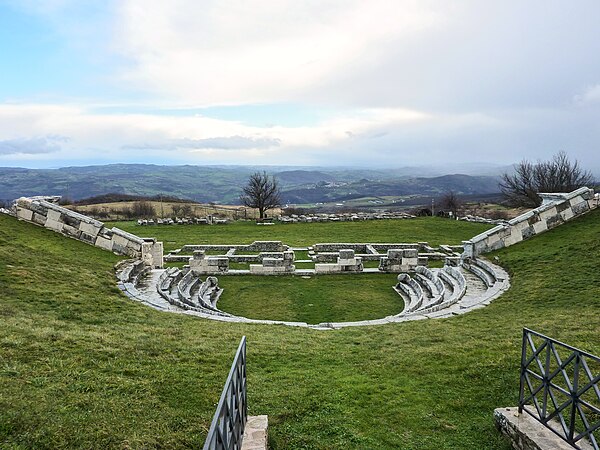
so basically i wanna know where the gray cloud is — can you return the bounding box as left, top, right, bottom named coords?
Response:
left=0, top=135, right=68, bottom=155
left=124, top=135, right=281, bottom=151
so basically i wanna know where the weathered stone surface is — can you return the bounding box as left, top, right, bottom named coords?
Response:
left=45, top=218, right=64, bottom=232
left=79, top=221, right=101, bottom=237
left=95, top=235, right=114, bottom=251
left=16, top=207, right=33, bottom=221
left=46, top=209, right=62, bottom=222
left=32, top=212, right=47, bottom=225
left=242, top=415, right=268, bottom=450
left=494, top=407, right=593, bottom=450
left=62, top=224, right=82, bottom=238
left=339, top=249, right=355, bottom=259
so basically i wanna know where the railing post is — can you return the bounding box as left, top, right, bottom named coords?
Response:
left=518, top=328, right=528, bottom=414
left=569, top=352, right=580, bottom=443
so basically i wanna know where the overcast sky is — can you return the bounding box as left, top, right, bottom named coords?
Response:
left=1, top=0, right=600, bottom=171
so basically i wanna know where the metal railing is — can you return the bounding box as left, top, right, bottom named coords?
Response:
left=519, top=328, right=600, bottom=449
left=203, top=336, right=247, bottom=450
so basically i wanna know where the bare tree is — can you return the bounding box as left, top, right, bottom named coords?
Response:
left=439, top=191, right=462, bottom=217
left=131, top=201, right=156, bottom=218
left=500, top=151, right=593, bottom=207
left=240, top=171, right=282, bottom=220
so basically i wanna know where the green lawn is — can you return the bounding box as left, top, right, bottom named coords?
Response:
left=1, top=212, right=599, bottom=449
left=217, top=274, right=402, bottom=323
left=110, top=217, right=492, bottom=252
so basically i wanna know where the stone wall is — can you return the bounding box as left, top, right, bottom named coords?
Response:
left=15, top=196, right=163, bottom=268
left=314, top=249, right=363, bottom=273
left=463, top=187, right=597, bottom=257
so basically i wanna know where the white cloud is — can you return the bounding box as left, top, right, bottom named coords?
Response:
left=0, top=135, right=68, bottom=155
left=574, top=84, right=600, bottom=106
left=0, top=102, right=432, bottom=164
left=113, top=0, right=442, bottom=106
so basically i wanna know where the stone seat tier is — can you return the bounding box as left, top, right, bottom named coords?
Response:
left=463, top=259, right=496, bottom=288
left=394, top=275, right=424, bottom=314
left=413, top=273, right=444, bottom=309
left=409, top=266, right=466, bottom=315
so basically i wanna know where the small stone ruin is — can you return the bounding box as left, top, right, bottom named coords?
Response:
left=189, top=250, right=229, bottom=275
left=249, top=251, right=295, bottom=274
left=378, top=249, right=419, bottom=272
left=314, top=249, right=363, bottom=273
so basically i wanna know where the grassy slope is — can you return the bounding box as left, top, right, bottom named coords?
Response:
left=1, top=212, right=599, bottom=449
left=110, top=217, right=492, bottom=252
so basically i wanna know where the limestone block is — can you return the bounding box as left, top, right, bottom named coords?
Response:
left=125, top=239, right=142, bottom=252
left=572, top=201, right=589, bottom=215
left=62, top=224, right=82, bottom=238
left=417, top=256, right=428, bottom=266
left=79, top=221, right=101, bottom=237
left=112, top=233, right=130, bottom=248
left=338, top=258, right=358, bottom=266
left=262, top=257, right=283, bottom=267
left=538, top=206, right=557, bottom=221
left=485, top=232, right=502, bottom=247
left=16, top=207, right=33, bottom=221
left=401, top=257, right=418, bottom=267
left=207, top=257, right=229, bottom=266
left=149, top=242, right=164, bottom=268
left=32, top=212, right=47, bottom=225
left=315, top=264, right=336, bottom=273
left=532, top=220, right=548, bottom=234
left=512, top=220, right=530, bottom=233
left=45, top=218, right=64, bottom=232
left=560, top=207, right=574, bottom=221
left=283, top=250, right=295, bottom=262
left=503, top=233, right=521, bottom=247
left=569, top=195, right=584, bottom=207
left=95, top=235, right=114, bottom=251
left=46, top=209, right=62, bottom=222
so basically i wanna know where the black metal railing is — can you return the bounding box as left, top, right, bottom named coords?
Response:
left=519, top=328, right=600, bottom=449
left=203, top=336, right=247, bottom=450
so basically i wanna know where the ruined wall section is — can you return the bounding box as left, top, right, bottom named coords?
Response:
left=463, top=187, right=597, bottom=257
left=14, top=197, right=163, bottom=268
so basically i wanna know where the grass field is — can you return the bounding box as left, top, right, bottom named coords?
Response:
left=217, top=274, right=403, bottom=323
left=110, top=217, right=493, bottom=252
left=1, top=211, right=599, bottom=449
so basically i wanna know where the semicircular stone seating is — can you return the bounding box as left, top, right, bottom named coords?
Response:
left=115, top=255, right=510, bottom=329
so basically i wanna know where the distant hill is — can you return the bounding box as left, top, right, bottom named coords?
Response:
left=275, top=170, right=336, bottom=186
left=0, top=164, right=501, bottom=206
left=280, top=174, right=500, bottom=204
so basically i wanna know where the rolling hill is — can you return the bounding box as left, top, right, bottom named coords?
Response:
left=0, top=164, right=501, bottom=206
